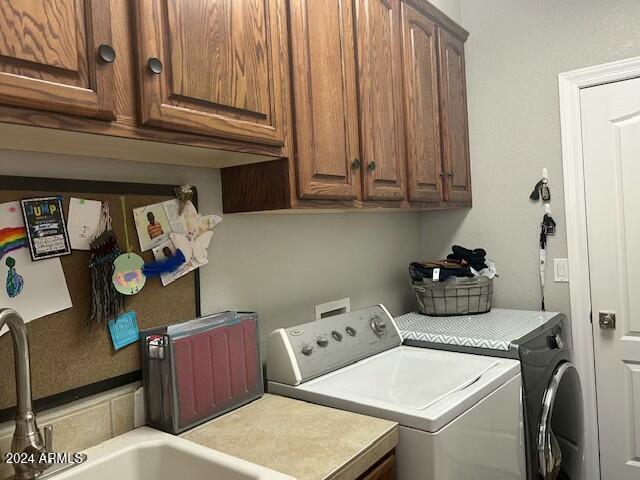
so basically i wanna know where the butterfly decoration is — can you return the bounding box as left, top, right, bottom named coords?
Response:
left=171, top=230, right=214, bottom=267
left=181, top=201, right=222, bottom=241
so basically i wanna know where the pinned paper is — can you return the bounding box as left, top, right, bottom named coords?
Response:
left=21, top=197, right=71, bottom=260
left=133, top=202, right=172, bottom=252
left=108, top=311, right=140, bottom=350
left=0, top=201, right=72, bottom=336
left=67, top=197, right=102, bottom=250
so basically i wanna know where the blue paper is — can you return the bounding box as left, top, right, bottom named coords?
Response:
left=108, top=311, right=139, bottom=350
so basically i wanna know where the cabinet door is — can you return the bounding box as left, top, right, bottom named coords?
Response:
left=135, top=0, right=286, bottom=146
left=401, top=3, right=442, bottom=202
left=290, top=0, right=361, bottom=200
left=355, top=0, right=407, bottom=201
left=0, top=0, right=116, bottom=119
left=438, top=29, right=471, bottom=202
left=360, top=453, right=396, bottom=480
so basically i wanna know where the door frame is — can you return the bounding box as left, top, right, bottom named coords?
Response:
left=558, top=55, right=640, bottom=480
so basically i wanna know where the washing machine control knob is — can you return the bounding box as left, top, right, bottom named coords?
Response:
left=370, top=315, right=387, bottom=337
left=301, top=344, right=314, bottom=356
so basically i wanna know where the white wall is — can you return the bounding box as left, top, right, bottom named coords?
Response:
left=427, top=0, right=461, bottom=23
left=422, top=0, right=640, bottom=315
left=0, top=150, right=422, bottom=350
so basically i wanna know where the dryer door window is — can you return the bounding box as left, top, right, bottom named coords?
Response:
left=538, top=362, right=584, bottom=480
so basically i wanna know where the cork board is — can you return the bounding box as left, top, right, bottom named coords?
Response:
left=0, top=176, right=199, bottom=415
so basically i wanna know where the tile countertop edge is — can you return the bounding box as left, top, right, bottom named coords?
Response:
left=180, top=394, right=399, bottom=480
left=324, top=424, right=398, bottom=480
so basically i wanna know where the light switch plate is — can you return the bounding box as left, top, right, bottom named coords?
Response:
left=554, top=258, right=569, bottom=282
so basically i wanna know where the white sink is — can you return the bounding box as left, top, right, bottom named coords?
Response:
left=45, top=427, right=295, bottom=480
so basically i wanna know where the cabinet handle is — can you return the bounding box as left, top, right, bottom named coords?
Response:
left=368, top=161, right=376, bottom=172
left=148, top=57, right=163, bottom=75
left=98, top=44, right=116, bottom=63
left=351, top=158, right=361, bottom=170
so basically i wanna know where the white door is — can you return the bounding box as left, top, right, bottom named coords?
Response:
left=581, top=77, right=640, bottom=480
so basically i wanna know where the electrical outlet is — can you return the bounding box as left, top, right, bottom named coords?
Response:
left=553, top=258, right=569, bottom=283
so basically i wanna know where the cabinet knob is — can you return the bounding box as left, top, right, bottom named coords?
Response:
left=368, top=161, right=376, bottom=172
left=148, top=57, right=163, bottom=75
left=98, top=44, right=116, bottom=63
left=447, top=172, right=454, bottom=177
left=351, top=158, right=361, bottom=170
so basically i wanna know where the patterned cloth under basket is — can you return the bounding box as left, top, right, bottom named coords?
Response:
left=412, top=276, right=493, bottom=316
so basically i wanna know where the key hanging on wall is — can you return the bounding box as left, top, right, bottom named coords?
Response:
left=530, top=168, right=556, bottom=311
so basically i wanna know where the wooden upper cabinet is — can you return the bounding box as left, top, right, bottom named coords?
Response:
left=134, top=0, right=287, bottom=146
left=289, top=0, right=361, bottom=200
left=355, top=0, right=407, bottom=201
left=0, top=0, right=116, bottom=119
left=400, top=3, right=442, bottom=202
left=438, top=28, right=471, bottom=202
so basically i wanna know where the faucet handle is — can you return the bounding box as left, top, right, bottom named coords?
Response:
left=44, top=424, right=53, bottom=452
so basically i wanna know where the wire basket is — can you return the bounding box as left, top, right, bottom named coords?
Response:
left=412, top=276, right=493, bottom=316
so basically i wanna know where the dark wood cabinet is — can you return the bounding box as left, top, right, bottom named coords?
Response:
left=0, top=0, right=471, bottom=211
left=134, top=0, right=288, bottom=146
left=356, top=0, right=407, bottom=201
left=0, top=0, right=116, bottom=119
left=438, top=27, right=472, bottom=202
left=222, top=0, right=471, bottom=213
left=358, top=452, right=397, bottom=480
left=400, top=2, right=443, bottom=202
left=289, top=0, right=361, bottom=200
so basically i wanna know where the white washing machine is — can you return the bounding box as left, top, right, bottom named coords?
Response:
left=267, top=305, right=526, bottom=480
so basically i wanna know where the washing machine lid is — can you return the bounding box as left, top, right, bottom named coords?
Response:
left=396, top=309, right=562, bottom=351
left=284, top=346, right=520, bottom=432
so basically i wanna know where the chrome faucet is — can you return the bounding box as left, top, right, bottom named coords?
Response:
left=0, top=308, right=53, bottom=480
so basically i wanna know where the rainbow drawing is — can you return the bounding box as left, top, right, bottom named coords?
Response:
left=0, top=227, right=27, bottom=260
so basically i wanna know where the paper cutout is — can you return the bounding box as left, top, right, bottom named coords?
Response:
left=171, top=231, right=214, bottom=267
left=5, top=256, right=24, bottom=298
left=112, top=252, right=146, bottom=295
left=108, top=311, right=140, bottom=350
left=0, top=201, right=72, bottom=336
left=67, top=197, right=102, bottom=250
left=180, top=201, right=222, bottom=240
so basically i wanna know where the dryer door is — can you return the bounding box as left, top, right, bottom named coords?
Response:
left=538, top=362, right=584, bottom=480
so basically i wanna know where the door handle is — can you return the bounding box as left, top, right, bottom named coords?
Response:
left=598, top=311, right=616, bottom=329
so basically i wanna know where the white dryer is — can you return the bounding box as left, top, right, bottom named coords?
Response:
left=267, top=305, right=526, bottom=480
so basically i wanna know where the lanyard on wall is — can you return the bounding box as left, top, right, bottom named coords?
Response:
left=530, top=168, right=556, bottom=311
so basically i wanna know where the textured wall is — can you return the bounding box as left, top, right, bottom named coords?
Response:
left=422, top=0, right=640, bottom=315
left=427, top=0, right=461, bottom=23
left=0, top=150, right=422, bottom=350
